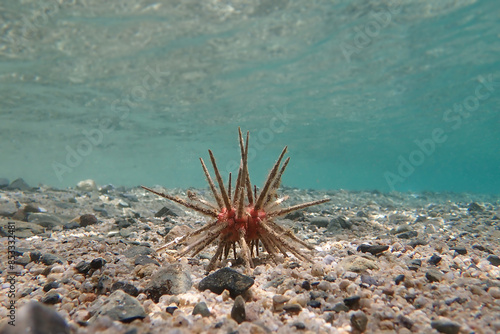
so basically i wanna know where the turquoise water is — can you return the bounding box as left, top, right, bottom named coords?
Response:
left=0, top=0, right=499, bottom=193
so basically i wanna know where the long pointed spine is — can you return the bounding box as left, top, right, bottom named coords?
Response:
left=208, top=150, right=232, bottom=211
left=141, top=186, right=218, bottom=217
left=199, top=158, right=224, bottom=210
left=254, top=146, right=287, bottom=210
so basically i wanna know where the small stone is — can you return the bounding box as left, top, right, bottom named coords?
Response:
left=450, top=247, right=467, bottom=255
left=8, top=178, right=31, bottom=191
left=339, top=255, right=379, bottom=272
left=63, top=221, right=80, bottom=230
left=310, top=217, right=330, bottom=228
left=426, top=269, right=443, bottom=282
left=327, top=216, right=351, bottom=232
left=76, top=179, right=97, bottom=192
left=145, top=264, right=192, bottom=302
left=166, top=306, right=178, bottom=315
left=394, top=274, right=405, bottom=285
left=357, top=244, right=389, bottom=255
left=292, top=322, right=306, bottom=330
left=302, top=280, right=311, bottom=291
left=193, top=301, right=211, bottom=318
left=351, top=311, right=368, bottom=332
left=90, top=257, right=106, bottom=270
left=42, top=291, right=61, bottom=304
left=488, top=286, right=500, bottom=299
left=43, top=281, right=60, bottom=292
left=92, top=290, right=146, bottom=323
left=431, top=319, right=461, bottom=334
left=344, top=296, right=361, bottom=310
left=307, top=300, right=321, bottom=308
left=41, top=253, right=63, bottom=265
left=134, top=255, right=160, bottom=266
left=124, top=245, right=154, bottom=258
left=428, top=254, right=442, bottom=266
left=155, top=206, right=178, bottom=217
left=273, top=295, right=290, bottom=312
left=198, top=267, right=254, bottom=298
left=79, top=214, right=98, bottom=227
left=397, top=231, right=418, bottom=239
left=487, top=255, right=500, bottom=266
left=75, top=261, right=91, bottom=274
left=331, top=302, right=349, bottom=313
left=467, top=202, right=484, bottom=213
left=111, top=282, right=139, bottom=297
left=360, top=275, right=378, bottom=286
left=311, top=263, right=324, bottom=277
left=27, top=213, right=63, bottom=229
left=283, top=303, right=302, bottom=314
left=29, top=250, right=42, bottom=262
left=231, top=295, right=246, bottom=324
left=4, top=301, right=69, bottom=333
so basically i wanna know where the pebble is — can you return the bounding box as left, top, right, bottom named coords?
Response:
left=487, top=255, right=500, bottom=266
left=450, top=247, right=467, bottom=255
left=428, top=254, right=442, bottom=265
left=357, top=244, right=389, bottom=255
left=92, top=289, right=146, bottom=323
left=7, top=178, right=31, bottom=191
left=339, top=255, right=379, bottom=272
left=283, top=303, right=302, bottom=314
left=79, top=214, right=98, bottom=227
left=351, top=310, right=368, bottom=332
left=426, top=269, right=443, bottom=282
left=90, top=257, right=106, bottom=270
left=40, top=253, right=64, bottom=265
left=344, top=296, right=360, bottom=310
left=230, top=295, right=246, bottom=324
left=6, top=301, right=69, bottom=333
left=431, top=319, right=461, bottom=334
left=198, top=267, right=254, bottom=298
left=42, top=291, right=61, bottom=304
left=145, top=264, right=192, bottom=302
left=111, top=282, right=139, bottom=297
left=76, top=179, right=97, bottom=192
left=192, top=301, right=211, bottom=318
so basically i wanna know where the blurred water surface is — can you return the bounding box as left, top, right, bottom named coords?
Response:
left=0, top=0, right=498, bottom=193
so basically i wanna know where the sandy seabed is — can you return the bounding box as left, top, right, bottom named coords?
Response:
left=0, top=181, right=499, bottom=334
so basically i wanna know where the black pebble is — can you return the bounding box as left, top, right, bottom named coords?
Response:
left=111, top=282, right=139, bottom=297
left=487, top=255, right=500, bottom=266
left=29, top=251, right=42, bottom=262
left=166, top=306, right=178, bottom=315
left=343, top=296, right=360, bottom=310
left=43, top=281, right=60, bottom=292
left=307, top=300, right=321, bottom=308
left=42, top=292, right=61, bottom=304
left=428, top=254, right=442, bottom=265
left=394, top=274, right=405, bottom=285
left=292, top=322, right=306, bottom=330
left=301, top=280, right=311, bottom=290
left=75, top=261, right=91, bottom=274
left=450, top=247, right=467, bottom=255
left=357, top=244, right=389, bottom=255
left=90, top=257, right=106, bottom=270
left=198, top=267, right=254, bottom=298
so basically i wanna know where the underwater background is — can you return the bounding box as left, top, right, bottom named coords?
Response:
left=0, top=0, right=498, bottom=194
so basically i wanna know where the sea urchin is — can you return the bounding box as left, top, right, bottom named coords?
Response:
left=142, top=128, right=330, bottom=271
